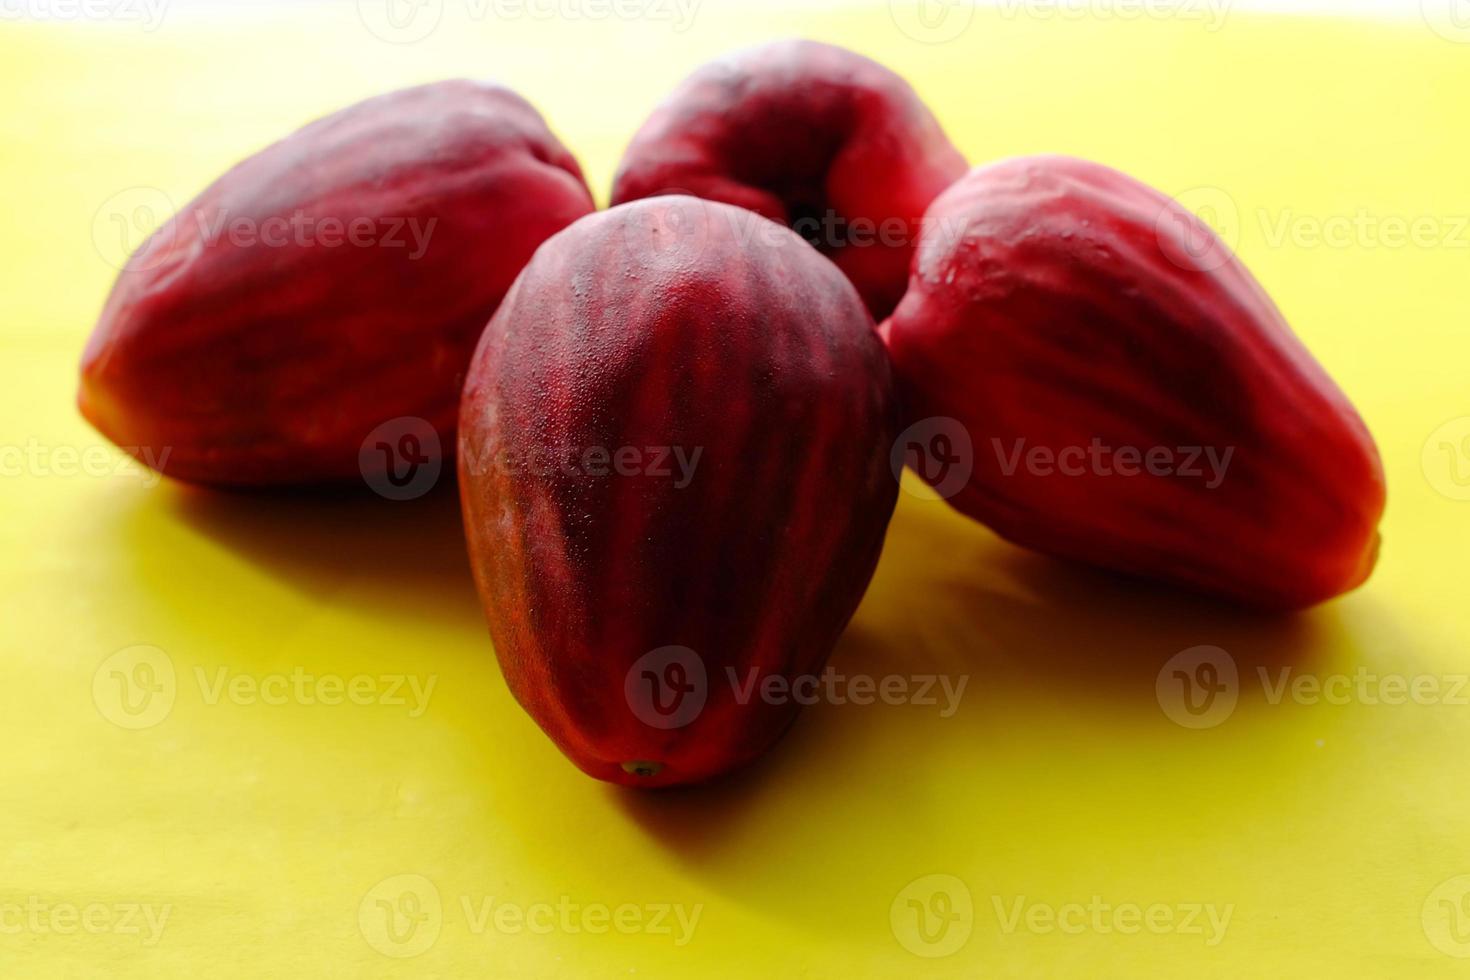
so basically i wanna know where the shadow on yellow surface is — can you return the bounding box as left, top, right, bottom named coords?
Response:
left=71, top=426, right=1387, bottom=964
left=160, top=479, right=481, bottom=627
left=610, top=489, right=1347, bottom=862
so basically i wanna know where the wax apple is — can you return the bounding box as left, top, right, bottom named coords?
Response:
left=883, top=156, right=1384, bottom=608
left=612, top=40, right=967, bottom=320
left=459, top=197, right=900, bottom=785
left=80, top=80, right=595, bottom=486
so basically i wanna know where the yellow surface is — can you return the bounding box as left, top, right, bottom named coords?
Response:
left=3, top=2, right=1469, bottom=976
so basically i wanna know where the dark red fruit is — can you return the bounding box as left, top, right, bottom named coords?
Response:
left=610, top=40, right=967, bottom=321
left=459, top=196, right=900, bottom=786
left=882, top=155, right=1385, bottom=609
left=80, top=79, right=594, bottom=486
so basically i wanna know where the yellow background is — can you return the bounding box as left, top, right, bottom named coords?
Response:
left=3, top=1, right=1469, bottom=975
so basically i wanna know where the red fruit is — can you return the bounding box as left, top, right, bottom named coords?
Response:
left=610, top=40, right=967, bottom=321
left=459, top=196, right=899, bottom=786
left=882, top=156, right=1385, bottom=609
left=80, top=80, right=595, bottom=486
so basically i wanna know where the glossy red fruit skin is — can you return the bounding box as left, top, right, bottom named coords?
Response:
left=882, top=155, right=1385, bottom=609
left=610, top=40, right=967, bottom=321
left=79, top=80, right=595, bottom=486
left=459, top=196, right=900, bottom=787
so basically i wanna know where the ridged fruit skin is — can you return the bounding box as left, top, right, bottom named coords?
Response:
left=610, top=39, right=967, bottom=321
left=459, top=196, right=900, bottom=787
left=882, top=156, right=1385, bottom=609
left=79, top=80, right=595, bottom=486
